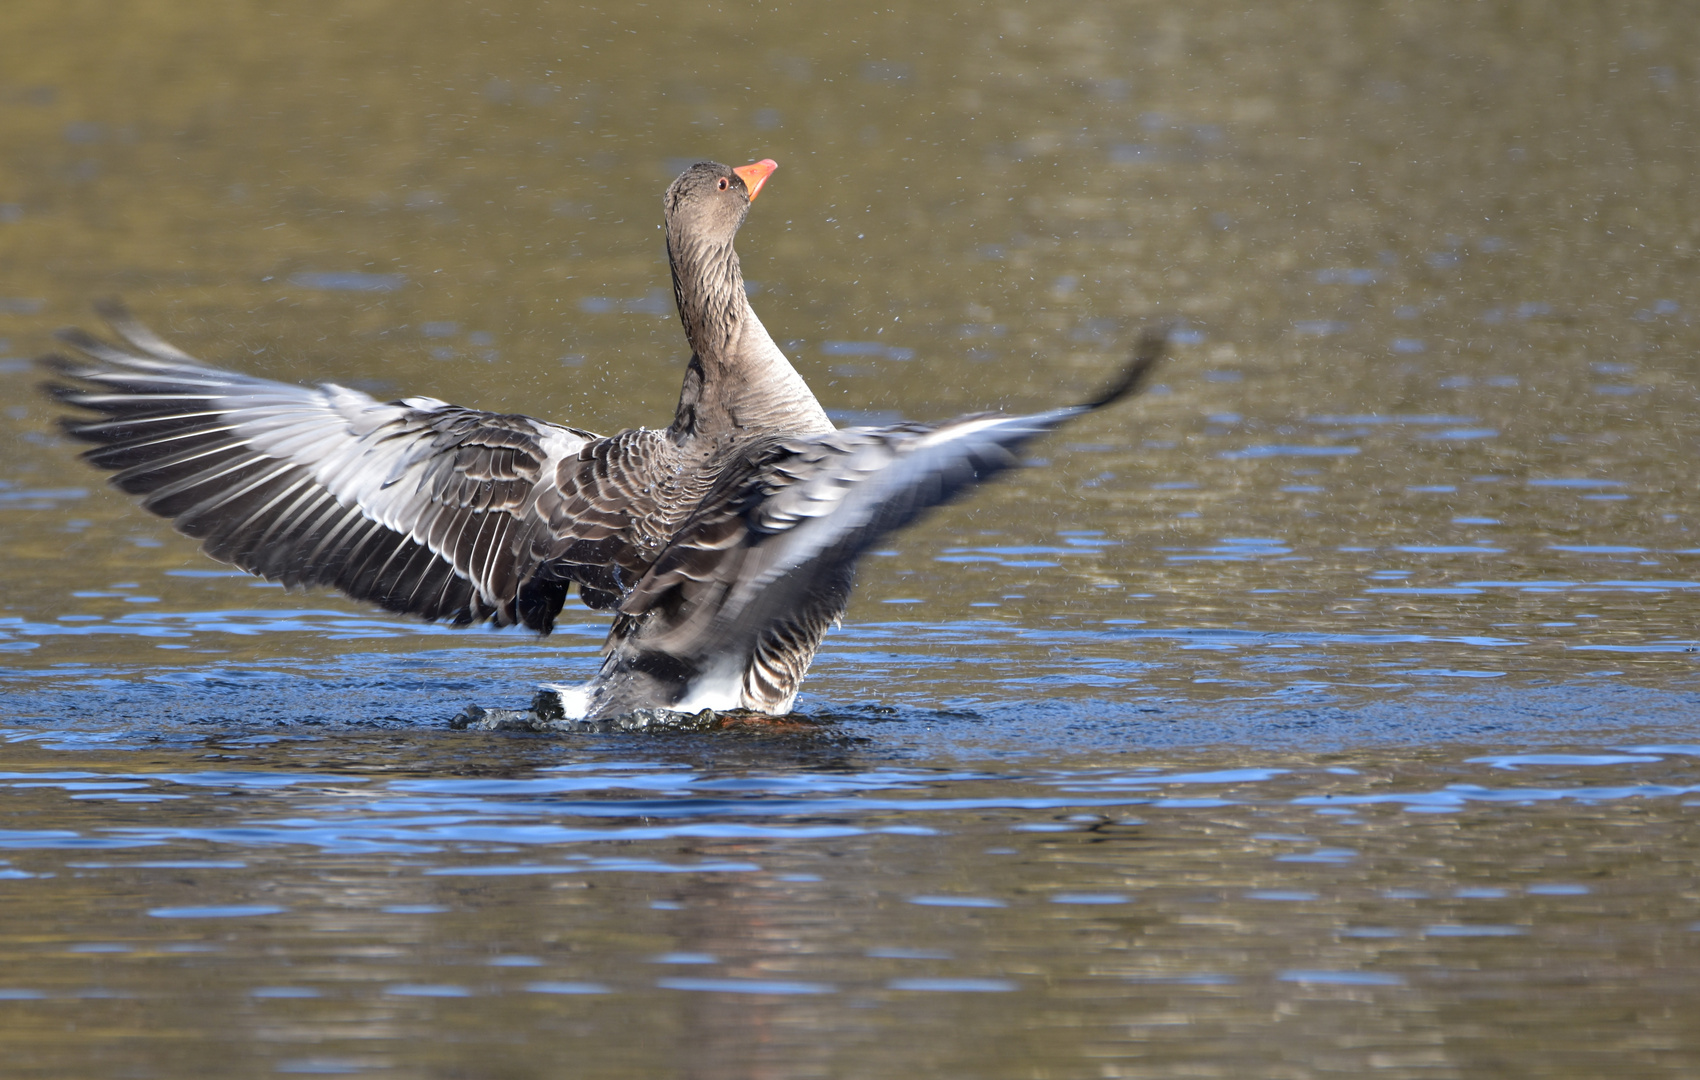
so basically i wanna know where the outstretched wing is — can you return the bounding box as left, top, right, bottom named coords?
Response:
left=611, top=327, right=1168, bottom=674
left=42, top=302, right=677, bottom=632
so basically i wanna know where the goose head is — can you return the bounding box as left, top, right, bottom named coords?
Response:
left=664, top=158, right=776, bottom=246
left=663, top=159, right=778, bottom=360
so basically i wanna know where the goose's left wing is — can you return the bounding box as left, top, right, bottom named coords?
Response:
left=617, top=328, right=1168, bottom=664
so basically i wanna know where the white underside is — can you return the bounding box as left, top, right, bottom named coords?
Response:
left=669, top=651, right=751, bottom=713
left=539, top=664, right=747, bottom=719
left=538, top=683, right=592, bottom=720
left=669, top=665, right=748, bottom=714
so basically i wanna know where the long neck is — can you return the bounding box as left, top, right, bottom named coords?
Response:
left=666, top=230, right=833, bottom=441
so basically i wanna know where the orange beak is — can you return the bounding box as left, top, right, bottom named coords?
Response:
left=732, top=158, right=778, bottom=201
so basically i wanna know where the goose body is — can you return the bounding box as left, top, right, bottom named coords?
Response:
left=43, top=160, right=1166, bottom=722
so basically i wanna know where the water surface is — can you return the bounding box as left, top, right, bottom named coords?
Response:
left=2, top=1, right=1698, bottom=1075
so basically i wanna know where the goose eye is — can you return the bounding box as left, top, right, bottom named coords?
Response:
left=717, top=177, right=730, bottom=191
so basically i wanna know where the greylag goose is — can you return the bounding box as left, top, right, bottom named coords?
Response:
left=43, top=159, right=1167, bottom=725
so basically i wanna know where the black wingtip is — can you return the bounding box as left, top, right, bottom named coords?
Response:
left=46, top=298, right=130, bottom=350
left=92, top=297, right=203, bottom=364
left=91, top=296, right=131, bottom=324
left=1084, top=323, right=1171, bottom=410
left=43, top=297, right=199, bottom=368
left=39, top=374, right=86, bottom=407
left=50, top=325, right=108, bottom=354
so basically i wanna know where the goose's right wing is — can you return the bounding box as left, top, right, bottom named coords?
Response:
left=42, top=303, right=684, bottom=632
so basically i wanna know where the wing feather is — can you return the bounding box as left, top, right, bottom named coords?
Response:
left=614, top=327, right=1168, bottom=669
left=41, top=303, right=695, bottom=632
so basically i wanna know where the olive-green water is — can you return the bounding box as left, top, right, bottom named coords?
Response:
left=2, top=2, right=1698, bottom=1076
